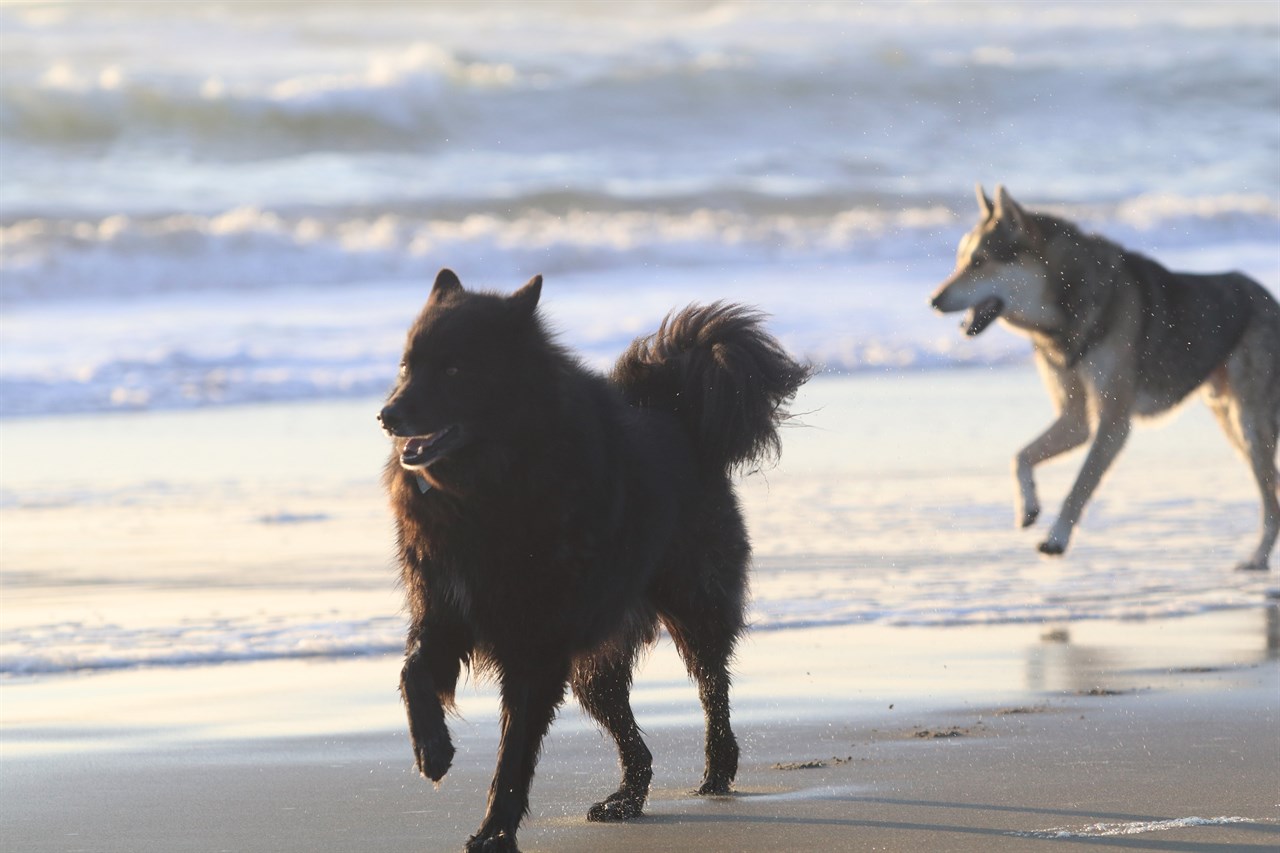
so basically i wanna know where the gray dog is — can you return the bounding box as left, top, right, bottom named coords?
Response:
left=931, top=185, right=1280, bottom=571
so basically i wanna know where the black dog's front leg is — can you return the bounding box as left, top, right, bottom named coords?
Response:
left=401, top=623, right=467, bottom=782
left=467, top=667, right=568, bottom=853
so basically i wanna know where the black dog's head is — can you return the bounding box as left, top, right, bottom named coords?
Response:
left=379, top=268, right=547, bottom=492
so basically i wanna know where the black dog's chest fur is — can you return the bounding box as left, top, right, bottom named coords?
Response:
left=389, top=404, right=692, bottom=659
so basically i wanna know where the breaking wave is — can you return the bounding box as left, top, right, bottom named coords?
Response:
left=3, top=195, right=1274, bottom=304
left=1, top=42, right=512, bottom=153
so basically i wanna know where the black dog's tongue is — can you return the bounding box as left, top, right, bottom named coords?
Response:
left=962, top=296, right=1004, bottom=336
left=400, top=428, right=453, bottom=469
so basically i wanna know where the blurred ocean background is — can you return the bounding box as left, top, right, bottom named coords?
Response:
left=2, top=1, right=1278, bottom=678
left=3, top=0, right=1277, bottom=416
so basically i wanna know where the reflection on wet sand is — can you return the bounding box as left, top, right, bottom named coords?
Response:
left=1023, top=604, right=1279, bottom=695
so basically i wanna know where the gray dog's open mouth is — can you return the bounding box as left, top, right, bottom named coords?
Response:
left=962, top=296, right=1004, bottom=336
left=399, top=427, right=461, bottom=470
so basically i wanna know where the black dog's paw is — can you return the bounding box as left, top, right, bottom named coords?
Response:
left=695, top=774, right=734, bottom=796
left=1234, top=559, right=1270, bottom=572
left=1019, top=506, right=1039, bottom=528
left=464, top=830, right=519, bottom=853
left=587, top=794, right=644, bottom=822
left=1037, top=539, right=1065, bottom=556
left=412, top=728, right=455, bottom=782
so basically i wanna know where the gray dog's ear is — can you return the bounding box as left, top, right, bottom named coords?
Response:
left=509, top=274, right=543, bottom=317
left=430, top=268, right=464, bottom=301
left=975, top=183, right=994, bottom=219
left=994, top=184, right=1027, bottom=230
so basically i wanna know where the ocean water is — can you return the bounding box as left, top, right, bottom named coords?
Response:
left=2, top=1, right=1277, bottom=416
left=2, top=3, right=1279, bottom=678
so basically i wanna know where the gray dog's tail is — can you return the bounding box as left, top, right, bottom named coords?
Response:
left=613, top=302, right=811, bottom=473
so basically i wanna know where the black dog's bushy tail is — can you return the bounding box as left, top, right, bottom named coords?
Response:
left=613, top=303, right=811, bottom=473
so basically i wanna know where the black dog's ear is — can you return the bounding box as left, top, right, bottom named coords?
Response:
left=430, top=268, right=463, bottom=302
left=509, top=274, right=542, bottom=317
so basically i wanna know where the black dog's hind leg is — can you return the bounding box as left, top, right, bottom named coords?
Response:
left=572, top=649, right=653, bottom=822
left=467, top=665, right=568, bottom=853
left=659, top=547, right=746, bottom=797
left=665, top=615, right=741, bottom=795
left=401, top=615, right=470, bottom=782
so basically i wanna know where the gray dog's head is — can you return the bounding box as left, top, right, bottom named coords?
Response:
left=929, top=184, right=1064, bottom=337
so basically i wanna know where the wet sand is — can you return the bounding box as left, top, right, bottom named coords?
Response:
left=5, top=611, right=1279, bottom=852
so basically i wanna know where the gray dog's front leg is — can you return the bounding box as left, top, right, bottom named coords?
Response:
left=1039, top=403, right=1131, bottom=555
left=1014, top=398, right=1091, bottom=528
left=1016, top=358, right=1090, bottom=529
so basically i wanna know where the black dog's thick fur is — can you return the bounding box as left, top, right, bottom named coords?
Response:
left=379, top=269, right=809, bottom=852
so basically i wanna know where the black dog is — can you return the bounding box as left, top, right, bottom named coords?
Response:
left=379, top=269, right=809, bottom=852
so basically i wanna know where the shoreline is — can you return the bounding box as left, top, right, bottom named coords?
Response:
left=5, top=606, right=1277, bottom=756
left=4, top=611, right=1277, bottom=852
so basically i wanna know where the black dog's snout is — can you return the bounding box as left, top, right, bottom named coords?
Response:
left=378, top=404, right=404, bottom=433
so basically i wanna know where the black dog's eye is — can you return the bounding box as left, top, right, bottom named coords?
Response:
left=444, top=365, right=460, bottom=378
left=970, top=256, right=985, bottom=269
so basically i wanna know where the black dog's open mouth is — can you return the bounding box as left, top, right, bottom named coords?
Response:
left=962, top=296, right=1004, bottom=337
left=399, top=427, right=462, bottom=470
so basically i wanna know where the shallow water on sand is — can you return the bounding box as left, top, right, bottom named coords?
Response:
left=2, top=370, right=1273, bottom=683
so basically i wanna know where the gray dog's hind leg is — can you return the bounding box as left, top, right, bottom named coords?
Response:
left=1240, top=423, right=1279, bottom=571
left=1232, top=399, right=1279, bottom=571
left=1204, top=340, right=1280, bottom=571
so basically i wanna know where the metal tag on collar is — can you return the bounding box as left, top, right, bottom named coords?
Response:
left=415, top=473, right=433, bottom=494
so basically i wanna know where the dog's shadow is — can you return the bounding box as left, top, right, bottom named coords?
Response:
left=542, top=793, right=1280, bottom=852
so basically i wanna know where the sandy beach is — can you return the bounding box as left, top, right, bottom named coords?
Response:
left=4, top=617, right=1278, bottom=852
left=4, top=371, right=1278, bottom=852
